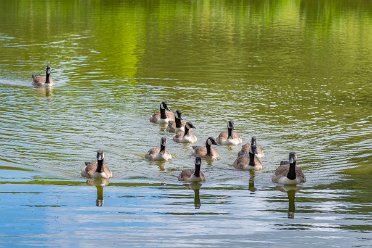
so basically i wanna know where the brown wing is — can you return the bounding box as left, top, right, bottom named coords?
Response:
left=273, top=164, right=290, bottom=176
left=167, top=121, right=176, bottom=132
left=178, top=169, right=193, bottom=181
left=231, top=131, right=241, bottom=139
left=192, top=146, right=207, bottom=157
left=81, top=161, right=97, bottom=178
left=233, top=155, right=249, bottom=170
left=173, top=131, right=185, bottom=142
left=217, top=131, right=228, bottom=143
left=149, top=112, right=160, bottom=123
left=166, top=111, right=175, bottom=121
left=32, top=75, right=46, bottom=84
left=103, top=165, right=113, bottom=178
left=295, top=167, right=306, bottom=182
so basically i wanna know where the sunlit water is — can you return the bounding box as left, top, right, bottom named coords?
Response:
left=0, top=0, right=371, bottom=247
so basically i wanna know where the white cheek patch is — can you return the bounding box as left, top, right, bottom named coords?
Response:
left=160, top=103, right=165, bottom=109
left=207, top=139, right=212, bottom=145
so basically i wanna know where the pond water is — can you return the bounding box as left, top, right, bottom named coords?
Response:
left=0, top=0, right=371, bottom=247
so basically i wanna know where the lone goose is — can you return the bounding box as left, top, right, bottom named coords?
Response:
left=272, top=152, right=306, bottom=185
left=233, top=144, right=263, bottom=170
left=149, top=102, right=175, bottom=124
left=145, top=137, right=172, bottom=161
left=173, top=122, right=197, bottom=144
left=81, top=150, right=112, bottom=179
left=238, top=136, right=264, bottom=158
left=192, top=137, right=219, bottom=160
left=32, top=65, right=54, bottom=86
left=178, top=157, right=206, bottom=182
left=166, top=110, right=186, bottom=133
left=216, top=121, right=242, bottom=145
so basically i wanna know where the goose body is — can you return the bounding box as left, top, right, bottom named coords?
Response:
left=216, top=121, right=242, bottom=145
left=178, top=157, right=206, bottom=182
left=81, top=150, right=112, bottom=179
left=150, top=102, right=175, bottom=124
left=272, top=152, right=305, bottom=185
left=233, top=144, right=262, bottom=171
left=192, top=137, right=219, bottom=160
left=166, top=110, right=186, bottom=133
left=238, top=136, right=264, bottom=159
left=32, top=65, right=54, bottom=86
left=145, top=137, right=172, bottom=161
left=173, top=122, right=197, bottom=144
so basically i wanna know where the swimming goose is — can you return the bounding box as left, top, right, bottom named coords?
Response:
left=173, top=122, right=197, bottom=143
left=233, top=144, right=263, bottom=171
left=166, top=110, right=186, bottom=133
left=238, top=136, right=264, bottom=158
left=216, top=121, right=242, bottom=145
left=272, top=152, right=306, bottom=185
left=149, top=102, right=175, bottom=124
left=32, top=65, right=54, bottom=86
left=192, top=137, right=219, bottom=160
left=145, top=137, right=172, bottom=161
left=178, top=157, right=206, bottom=182
left=81, top=150, right=113, bottom=179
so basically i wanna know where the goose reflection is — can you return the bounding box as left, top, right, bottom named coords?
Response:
left=86, top=178, right=109, bottom=207
left=35, top=85, right=54, bottom=98
left=248, top=170, right=256, bottom=192
left=277, top=185, right=300, bottom=219
left=186, top=182, right=202, bottom=209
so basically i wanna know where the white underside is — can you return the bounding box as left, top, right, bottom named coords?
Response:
left=94, top=172, right=111, bottom=179
left=184, top=174, right=204, bottom=182
left=221, top=138, right=242, bottom=146
left=277, top=177, right=300, bottom=185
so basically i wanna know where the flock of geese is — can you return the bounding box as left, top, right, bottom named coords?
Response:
left=32, top=66, right=306, bottom=186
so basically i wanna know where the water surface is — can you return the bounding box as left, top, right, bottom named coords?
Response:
left=0, top=0, right=371, bottom=247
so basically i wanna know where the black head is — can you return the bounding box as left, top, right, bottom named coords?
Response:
left=46, top=65, right=52, bottom=75
left=185, top=122, right=195, bottom=129
left=251, top=136, right=257, bottom=145
left=160, top=102, right=170, bottom=111
left=289, top=152, right=297, bottom=164
left=96, top=150, right=104, bottom=161
left=207, top=137, right=218, bottom=146
left=175, top=110, right=183, bottom=120
left=160, top=137, right=167, bottom=146
left=227, top=121, right=234, bottom=129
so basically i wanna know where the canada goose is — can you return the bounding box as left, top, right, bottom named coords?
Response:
left=32, top=65, right=54, bottom=86
left=233, top=144, right=263, bottom=171
left=192, top=137, right=219, bottom=160
left=178, top=157, right=206, bottom=182
left=166, top=110, right=186, bottom=133
left=145, top=137, right=172, bottom=161
left=238, top=136, right=264, bottom=159
left=272, top=152, right=306, bottom=185
left=173, top=122, right=197, bottom=143
left=81, top=150, right=113, bottom=179
left=216, top=121, right=242, bottom=145
left=149, top=102, right=175, bottom=124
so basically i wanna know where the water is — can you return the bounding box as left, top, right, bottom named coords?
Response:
left=0, top=0, right=371, bottom=247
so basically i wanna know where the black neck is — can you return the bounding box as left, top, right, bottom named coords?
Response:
left=96, top=160, right=104, bottom=173
left=160, top=144, right=166, bottom=153
left=205, top=142, right=211, bottom=155
left=160, top=107, right=167, bottom=119
left=227, top=128, right=233, bottom=139
left=194, top=163, right=201, bottom=177
left=249, top=152, right=255, bottom=166
left=287, top=162, right=296, bottom=180
left=175, top=116, right=182, bottom=128
left=184, top=126, right=190, bottom=136
left=46, top=72, right=50, bottom=84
